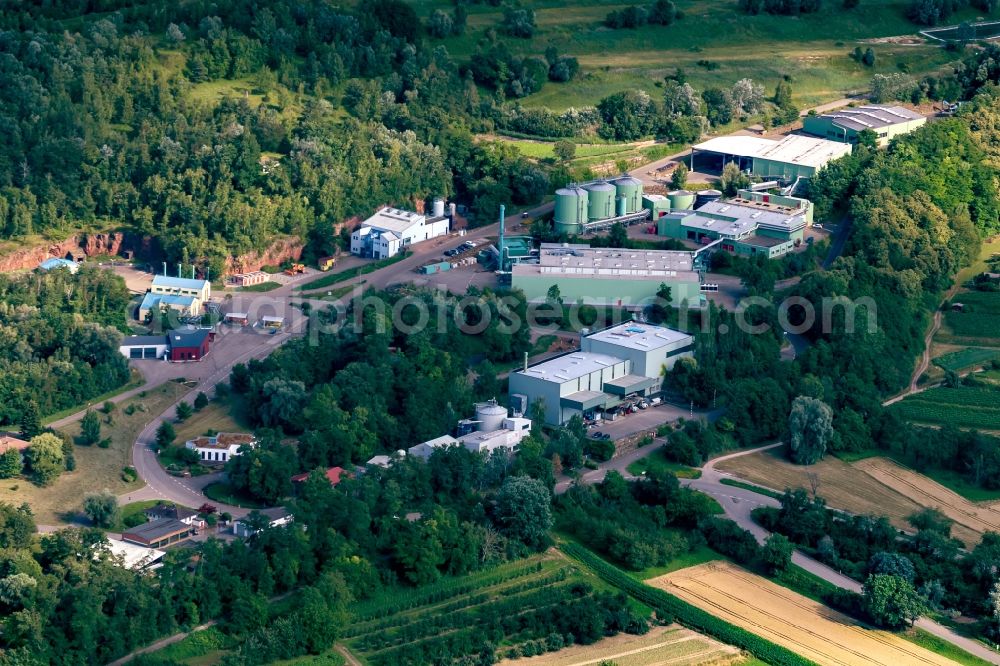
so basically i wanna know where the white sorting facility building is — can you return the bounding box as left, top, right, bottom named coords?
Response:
left=350, top=206, right=450, bottom=259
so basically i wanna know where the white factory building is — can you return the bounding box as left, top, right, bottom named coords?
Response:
left=508, top=322, right=694, bottom=425
left=350, top=204, right=450, bottom=260
left=407, top=400, right=532, bottom=460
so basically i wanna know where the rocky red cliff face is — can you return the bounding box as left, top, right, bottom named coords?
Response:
left=0, top=232, right=305, bottom=276
left=224, top=237, right=305, bottom=274
left=0, top=232, right=127, bottom=273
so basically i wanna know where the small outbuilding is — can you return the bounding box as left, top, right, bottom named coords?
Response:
left=122, top=518, right=192, bottom=548
left=119, top=335, right=169, bottom=360
left=169, top=329, right=211, bottom=362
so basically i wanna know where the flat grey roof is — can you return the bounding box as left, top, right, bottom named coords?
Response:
left=123, top=518, right=190, bottom=541
left=695, top=199, right=807, bottom=233
left=520, top=245, right=699, bottom=283
left=516, top=352, right=625, bottom=384
left=741, top=234, right=791, bottom=248
left=821, top=105, right=924, bottom=132
left=121, top=335, right=168, bottom=347
left=753, top=135, right=852, bottom=168
left=587, top=322, right=692, bottom=351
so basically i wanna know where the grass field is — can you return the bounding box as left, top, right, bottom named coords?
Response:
left=394, top=0, right=968, bottom=110
left=892, top=385, right=1000, bottom=431
left=719, top=478, right=782, bottom=500
left=854, top=457, right=1000, bottom=546
left=491, top=137, right=641, bottom=160
left=650, top=562, right=956, bottom=666
left=236, top=281, right=282, bottom=293
left=714, top=447, right=950, bottom=540
left=496, top=624, right=739, bottom=666
left=0, top=382, right=190, bottom=525
left=627, top=447, right=701, bottom=479
left=173, top=399, right=251, bottom=446
left=903, top=628, right=995, bottom=666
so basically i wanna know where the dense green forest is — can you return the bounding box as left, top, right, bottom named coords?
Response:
left=0, top=266, right=130, bottom=426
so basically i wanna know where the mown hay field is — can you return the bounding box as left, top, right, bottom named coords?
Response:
left=649, top=562, right=954, bottom=666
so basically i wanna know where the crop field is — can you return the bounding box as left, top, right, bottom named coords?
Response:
left=497, top=624, right=739, bottom=666
left=892, top=386, right=1000, bottom=431
left=855, top=458, right=1000, bottom=547
left=342, top=552, right=636, bottom=665
left=933, top=347, right=1000, bottom=372
left=715, top=448, right=932, bottom=537
left=650, top=562, right=955, bottom=666
left=387, top=0, right=966, bottom=110
left=0, top=382, right=190, bottom=525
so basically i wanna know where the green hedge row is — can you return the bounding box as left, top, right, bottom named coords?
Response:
left=560, top=543, right=820, bottom=666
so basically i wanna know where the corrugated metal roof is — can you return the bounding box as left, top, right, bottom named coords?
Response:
left=152, top=275, right=209, bottom=290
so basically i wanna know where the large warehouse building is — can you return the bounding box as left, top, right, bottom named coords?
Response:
left=511, top=243, right=702, bottom=309
left=802, top=104, right=925, bottom=147
left=350, top=206, right=450, bottom=259
left=691, top=134, right=852, bottom=181
left=509, top=322, right=694, bottom=425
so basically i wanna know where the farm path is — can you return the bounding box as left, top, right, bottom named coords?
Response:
left=679, top=445, right=1000, bottom=664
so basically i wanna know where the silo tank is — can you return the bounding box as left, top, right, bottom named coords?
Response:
left=583, top=181, right=616, bottom=221
left=668, top=189, right=696, bottom=211
left=695, top=189, right=722, bottom=209
left=475, top=401, right=507, bottom=432
left=616, top=196, right=626, bottom=217
left=554, top=187, right=588, bottom=236
left=433, top=198, right=445, bottom=217
left=612, top=175, right=643, bottom=214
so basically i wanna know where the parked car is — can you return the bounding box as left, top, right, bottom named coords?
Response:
left=650, top=397, right=662, bottom=406
left=592, top=432, right=605, bottom=439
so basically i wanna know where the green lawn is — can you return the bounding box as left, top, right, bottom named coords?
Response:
left=636, top=543, right=721, bottom=580
left=203, top=481, right=271, bottom=509
left=236, top=281, right=282, bottom=292
left=902, top=628, right=995, bottom=666
left=627, top=448, right=702, bottom=479
left=297, top=252, right=411, bottom=292
left=719, top=477, right=783, bottom=500
left=491, top=137, right=641, bottom=160
left=397, top=0, right=968, bottom=110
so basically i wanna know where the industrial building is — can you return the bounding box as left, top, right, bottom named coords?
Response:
left=229, top=271, right=269, bottom=287
left=802, top=104, right=925, bottom=146
left=118, top=329, right=212, bottom=361
left=407, top=400, right=532, bottom=459
left=350, top=204, right=450, bottom=260
left=138, top=275, right=211, bottom=320
left=554, top=175, right=652, bottom=236
left=509, top=322, right=694, bottom=425
left=656, top=189, right=813, bottom=258
left=510, top=243, right=702, bottom=308
left=691, top=134, right=852, bottom=182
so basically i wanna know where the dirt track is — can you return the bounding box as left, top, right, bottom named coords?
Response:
left=650, top=563, right=956, bottom=666
left=856, top=457, right=1000, bottom=546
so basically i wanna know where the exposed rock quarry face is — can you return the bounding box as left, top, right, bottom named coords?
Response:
left=224, top=237, right=305, bottom=274
left=0, top=232, right=305, bottom=277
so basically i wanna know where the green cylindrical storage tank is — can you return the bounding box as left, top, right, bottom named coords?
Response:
left=616, top=196, right=626, bottom=217
left=584, top=181, right=615, bottom=221
left=668, top=189, right=696, bottom=211
left=554, top=186, right=588, bottom=236
left=613, top=175, right=643, bottom=213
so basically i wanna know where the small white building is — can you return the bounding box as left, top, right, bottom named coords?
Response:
left=351, top=207, right=450, bottom=259
left=233, top=507, right=292, bottom=538
left=366, top=450, right=407, bottom=469
left=407, top=435, right=460, bottom=460
left=119, top=335, right=170, bottom=360
left=458, top=416, right=531, bottom=455
left=184, top=432, right=256, bottom=464
left=39, top=257, right=80, bottom=274
left=103, top=538, right=166, bottom=571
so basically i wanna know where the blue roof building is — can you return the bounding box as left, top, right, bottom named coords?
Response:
left=38, top=258, right=79, bottom=274
left=138, top=292, right=198, bottom=319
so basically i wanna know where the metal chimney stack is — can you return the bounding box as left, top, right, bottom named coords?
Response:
left=498, top=204, right=506, bottom=269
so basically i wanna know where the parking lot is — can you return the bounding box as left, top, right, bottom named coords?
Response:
left=590, top=400, right=697, bottom=441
